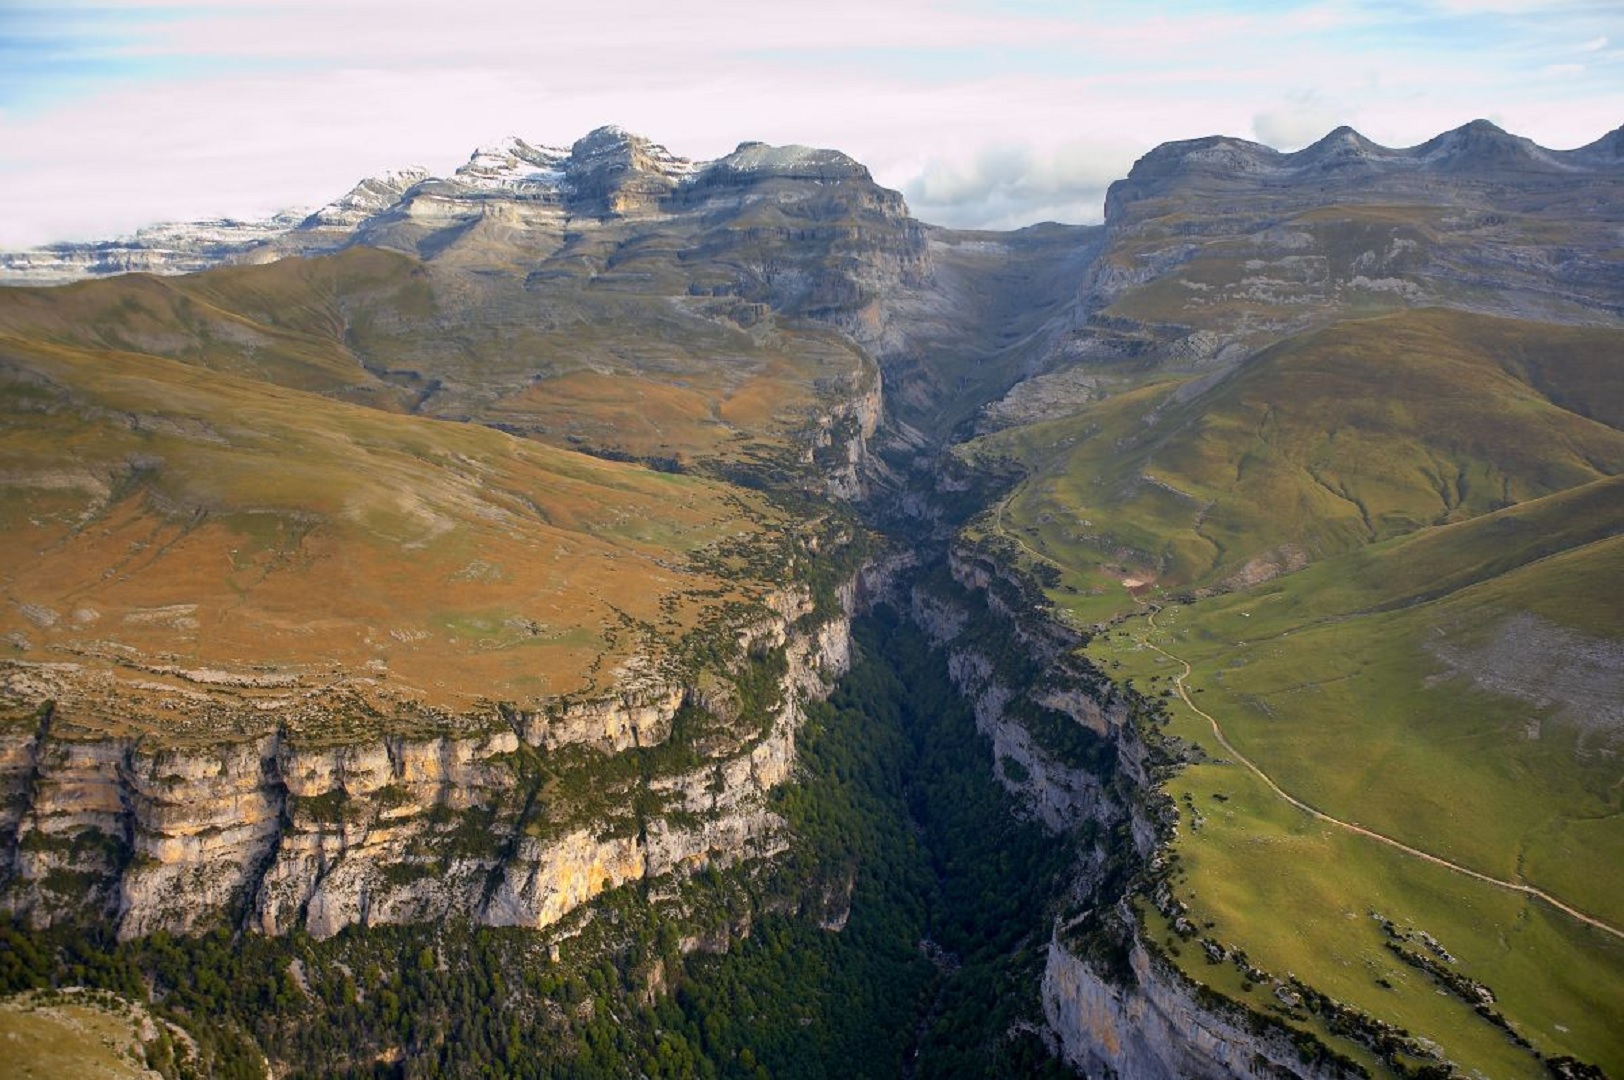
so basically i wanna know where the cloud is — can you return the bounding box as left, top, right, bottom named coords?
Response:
left=902, top=140, right=1138, bottom=228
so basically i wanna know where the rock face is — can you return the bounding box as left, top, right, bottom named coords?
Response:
left=1103, top=119, right=1623, bottom=219
left=928, top=521, right=1380, bottom=1074
left=925, top=550, right=1365, bottom=1076
left=0, top=588, right=854, bottom=941
left=687, top=140, right=930, bottom=326
left=907, top=554, right=1124, bottom=834
left=566, top=126, right=697, bottom=216
left=298, top=168, right=433, bottom=231
left=1042, top=934, right=1361, bottom=1080
left=0, top=126, right=921, bottom=295
left=1055, top=119, right=1624, bottom=381
left=0, top=213, right=310, bottom=285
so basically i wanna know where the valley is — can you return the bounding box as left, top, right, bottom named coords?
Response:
left=1, top=120, right=1620, bottom=1078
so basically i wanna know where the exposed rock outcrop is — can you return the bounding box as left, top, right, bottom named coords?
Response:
left=300, top=168, right=433, bottom=231
left=1081, top=118, right=1624, bottom=345
left=0, top=214, right=310, bottom=286
left=1042, top=931, right=1362, bottom=1080
left=0, top=125, right=927, bottom=295
left=906, top=564, right=1123, bottom=834
left=1, top=586, right=855, bottom=941
left=923, top=525, right=1370, bottom=1075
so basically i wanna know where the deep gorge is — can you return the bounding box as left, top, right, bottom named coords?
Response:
left=0, top=606, right=1091, bottom=1079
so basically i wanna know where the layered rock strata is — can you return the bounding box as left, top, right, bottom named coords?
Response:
left=1042, top=930, right=1363, bottom=1080
left=0, top=589, right=853, bottom=941
left=926, top=535, right=1368, bottom=1077
left=0, top=126, right=929, bottom=299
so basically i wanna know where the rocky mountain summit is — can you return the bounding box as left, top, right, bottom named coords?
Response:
left=0, top=125, right=926, bottom=956
left=297, top=166, right=433, bottom=230
left=1032, top=118, right=1624, bottom=399
left=0, top=126, right=894, bottom=285
left=0, top=212, right=309, bottom=285
left=1107, top=119, right=1624, bottom=208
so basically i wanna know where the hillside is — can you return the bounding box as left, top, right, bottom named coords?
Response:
left=0, top=135, right=902, bottom=951
left=967, top=309, right=1624, bottom=621
left=972, top=128, right=1624, bottom=1078
left=0, top=326, right=793, bottom=730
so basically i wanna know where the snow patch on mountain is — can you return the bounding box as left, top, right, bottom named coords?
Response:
left=451, top=137, right=571, bottom=194
left=303, top=168, right=431, bottom=229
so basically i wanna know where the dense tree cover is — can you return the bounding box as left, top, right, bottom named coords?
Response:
left=0, top=611, right=1080, bottom=1078
left=678, top=611, right=1078, bottom=1079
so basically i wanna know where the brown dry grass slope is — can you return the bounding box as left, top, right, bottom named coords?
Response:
left=0, top=331, right=790, bottom=743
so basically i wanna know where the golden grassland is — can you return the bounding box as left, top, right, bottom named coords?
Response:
left=0, top=239, right=878, bottom=743
left=0, top=331, right=790, bottom=739
left=0, top=990, right=175, bottom=1079
left=0, top=248, right=431, bottom=402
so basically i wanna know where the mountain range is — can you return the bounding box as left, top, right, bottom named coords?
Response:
left=0, top=126, right=890, bottom=284
left=7, top=119, right=1619, bottom=290
left=1, top=118, right=1620, bottom=1079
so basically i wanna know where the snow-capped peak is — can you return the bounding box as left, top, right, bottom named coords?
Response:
left=303, top=167, right=431, bottom=229
left=452, top=137, right=571, bottom=194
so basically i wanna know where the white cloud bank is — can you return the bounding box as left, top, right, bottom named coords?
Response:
left=904, top=141, right=1139, bottom=229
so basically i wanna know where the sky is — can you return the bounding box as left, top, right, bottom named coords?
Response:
left=1, top=0, right=1620, bottom=247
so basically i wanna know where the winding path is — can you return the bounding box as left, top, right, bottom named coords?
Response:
left=984, top=492, right=1622, bottom=940
left=993, top=491, right=1051, bottom=569
left=1140, top=608, right=1624, bottom=944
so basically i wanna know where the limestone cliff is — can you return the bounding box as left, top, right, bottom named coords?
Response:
left=806, top=361, right=885, bottom=501
left=1042, top=930, right=1362, bottom=1080
left=924, top=532, right=1379, bottom=1077
left=0, top=586, right=854, bottom=942
left=906, top=562, right=1123, bottom=835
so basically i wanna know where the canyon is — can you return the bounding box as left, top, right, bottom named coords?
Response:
left=2, top=119, right=1620, bottom=1078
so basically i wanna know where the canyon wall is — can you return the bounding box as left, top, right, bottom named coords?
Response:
left=920, top=536, right=1376, bottom=1079
left=0, top=588, right=853, bottom=942
left=1042, top=928, right=1363, bottom=1080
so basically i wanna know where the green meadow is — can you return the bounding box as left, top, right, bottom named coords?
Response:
left=1094, top=554, right=1624, bottom=1075
left=979, top=309, right=1624, bottom=1074
left=965, top=310, right=1624, bottom=623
